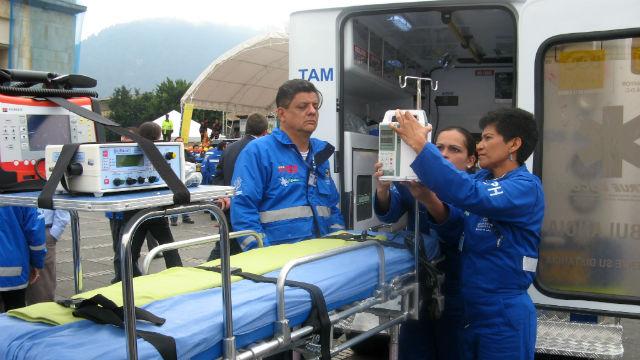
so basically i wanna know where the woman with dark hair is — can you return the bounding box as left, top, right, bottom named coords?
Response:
left=391, top=108, right=544, bottom=360
left=374, top=126, right=477, bottom=360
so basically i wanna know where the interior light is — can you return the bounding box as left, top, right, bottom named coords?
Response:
left=387, top=15, right=412, bottom=32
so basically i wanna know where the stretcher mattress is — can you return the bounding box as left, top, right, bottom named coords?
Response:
left=0, top=242, right=414, bottom=359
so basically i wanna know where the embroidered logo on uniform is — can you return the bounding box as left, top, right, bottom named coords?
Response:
left=279, top=176, right=301, bottom=187
left=486, top=181, right=503, bottom=197
left=278, top=165, right=298, bottom=173
left=234, top=177, right=242, bottom=192
left=475, top=217, right=493, bottom=232
left=279, top=177, right=289, bottom=187
left=324, top=169, right=331, bottom=178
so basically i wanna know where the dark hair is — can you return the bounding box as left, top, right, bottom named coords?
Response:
left=478, top=108, right=538, bottom=165
left=275, top=79, right=323, bottom=109
left=245, top=113, right=268, bottom=136
left=138, top=121, right=162, bottom=141
left=436, top=126, right=477, bottom=158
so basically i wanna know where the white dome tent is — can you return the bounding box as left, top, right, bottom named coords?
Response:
left=180, top=31, right=288, bottom=117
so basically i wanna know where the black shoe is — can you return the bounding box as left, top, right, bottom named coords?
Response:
left=183, top=217, right=195, bottom=224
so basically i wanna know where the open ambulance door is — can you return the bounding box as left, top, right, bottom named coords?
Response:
left=520, top=0, right=640, bottom=317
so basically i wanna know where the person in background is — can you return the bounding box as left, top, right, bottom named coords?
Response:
left=175, top=136, right=196, bottom=163
left=211, top=119, right=222, bottom=140
left=201, top=141, right=226, bottom=185
left=161, top=114, right=173, bottom=142
left=0, top=206, right=45, bottom=312
left=207, top=112, right=268, bottom=260
left=375, top=126, right=477, bottom=360
left=108, top=122, right=183, bottom=283
left=231, top=79, right=344, bottom=251
left=392, top=108, right=543, bottom=360
left=25, top=209, right=70, bottom=304
left=199, top=119, right=209, bottom=143
left=190, top=144, right=203, bottom=163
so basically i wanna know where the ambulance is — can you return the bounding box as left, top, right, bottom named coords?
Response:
left=289, top=0, right=640, bottom=357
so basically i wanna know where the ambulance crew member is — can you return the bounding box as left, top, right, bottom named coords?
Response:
left=231, top=79, right=345, bottom=250
left=0, top=206, right=45, bottom=312
left=374, top=126, right=477, bottom=360
left=392, top=108, right=543, bottom=360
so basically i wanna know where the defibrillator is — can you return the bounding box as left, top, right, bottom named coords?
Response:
left=0, top=69, right=101, bottom=192
left=378, top=109, right=429, bottom=181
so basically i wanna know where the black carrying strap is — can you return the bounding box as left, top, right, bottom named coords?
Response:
left=198, top=266, right=332, bottom=360
left=57, top=294, right=176, bottom=360
left=38, top=96, right=190, bottom=207
left=37, top=143, right=80, bottom=209
left=322, top=231, right=406, bottom=249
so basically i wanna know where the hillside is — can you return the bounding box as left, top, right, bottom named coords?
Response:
left=79, top=19, right=258, bottom=97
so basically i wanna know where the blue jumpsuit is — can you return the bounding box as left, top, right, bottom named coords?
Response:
left=231, top=129, right=345, bottom=250
left=412, top=143, right=544, bottom=360
left=374, top=183, right=462, bottom=360
left=201, top=149, right=223, bottom=185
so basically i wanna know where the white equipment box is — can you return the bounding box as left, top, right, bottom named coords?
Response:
left=378, top=109, right=429, bottom=182
left=45, top=142, right=185, bottom=197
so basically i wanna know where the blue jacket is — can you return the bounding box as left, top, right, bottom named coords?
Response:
left=0, top=206, right=46, bottom=291
left=374, top=184, right=440, bottom=261
left=231, top=129, right=345, bottom=250
left=412, top=143, right=544, bottom=297
left=201, top=149, right=223, bottom=185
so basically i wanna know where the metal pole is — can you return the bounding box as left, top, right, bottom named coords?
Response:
left=69, top=210, right=83, bottom=294
left=412, top=199, right=420, bottom=320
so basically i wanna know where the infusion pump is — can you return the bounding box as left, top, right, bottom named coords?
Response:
left=378, top=109, right=430, bottom=181
left=45, top=142, right=185, bottom=197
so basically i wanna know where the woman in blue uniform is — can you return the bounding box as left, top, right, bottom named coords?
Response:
left=374, top=126, right=477, bottom=360
left=391, top=108, right=544, bottom=360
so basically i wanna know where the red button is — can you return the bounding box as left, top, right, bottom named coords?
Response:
left=103, top=151, right=108, bottom=157
left=104, top=178, right=110, bottom=184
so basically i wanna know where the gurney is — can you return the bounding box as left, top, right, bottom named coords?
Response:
left=0, top=235, right=420, bottom=360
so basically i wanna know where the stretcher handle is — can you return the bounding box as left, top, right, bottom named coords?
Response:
left=119, top=202, right=234, bottom=360
left=275, top=240, right=386, bottom=345
left=141, top=230, right=263, bottom=274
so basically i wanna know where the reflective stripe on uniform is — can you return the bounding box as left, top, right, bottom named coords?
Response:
left=259, top=206, right=313, bottom=224
left=330, top=224, right=344, bottom=229
left=0, top=266, right=22, bottom=277
left=240, top=236, right=258, bottom=250
left=30, top=244, right=46, bottom=251
left=315, top=206, right=331, bottom=217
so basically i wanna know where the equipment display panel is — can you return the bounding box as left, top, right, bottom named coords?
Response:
left=27, top=115, right=71, bottom=151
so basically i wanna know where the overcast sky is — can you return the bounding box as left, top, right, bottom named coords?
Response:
left=78, top=0, right=380, bottom=40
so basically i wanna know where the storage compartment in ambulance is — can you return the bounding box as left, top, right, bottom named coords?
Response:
left=339, top=6, right=516, bottom=229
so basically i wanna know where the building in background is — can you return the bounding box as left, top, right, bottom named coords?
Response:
left=0, top=0, right=86, bottom=74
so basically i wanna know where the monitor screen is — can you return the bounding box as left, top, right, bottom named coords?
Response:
left=27, top=115, right=71, bottom=151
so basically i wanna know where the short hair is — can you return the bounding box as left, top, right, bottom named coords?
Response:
left=275, top=79, right=323, bottom=109
left=245, top=113, right=268, bottom=136
left=138, top=121, right=162, bottom=141
left=217, top=141, right=227, bottom=150
left=478, top=108, right=538, bottom=165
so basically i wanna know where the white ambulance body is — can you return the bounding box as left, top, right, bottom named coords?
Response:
left=289, top=0, right=640, bottom=356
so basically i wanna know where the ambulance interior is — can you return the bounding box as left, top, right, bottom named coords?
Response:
left=341, top=7, right=516, bottom=229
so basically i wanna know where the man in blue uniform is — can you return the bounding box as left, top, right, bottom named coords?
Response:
left=0, top=206, right=45, bottom=312
left=231, top=79, right=345, bottom=250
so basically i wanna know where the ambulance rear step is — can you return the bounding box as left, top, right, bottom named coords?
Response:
left=536, top=310, right=623, bottom=359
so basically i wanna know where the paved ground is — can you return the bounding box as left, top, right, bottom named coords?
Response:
left=49, top=212, right=640, bottom=359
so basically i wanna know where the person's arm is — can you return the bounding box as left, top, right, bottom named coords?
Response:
left=213, top=153, right=225, bottom=186
left=49, top=209, right=71, bottom=241
left=230, top=144, right=269, bottom=250
left=403, top=182, right=448, bottom=224
left=412, top=144, right=541, bottom=222
left=21, top=208, right=46, bottom=270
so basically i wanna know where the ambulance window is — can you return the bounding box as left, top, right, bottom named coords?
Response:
left=537, top=35, right=640, bottom=302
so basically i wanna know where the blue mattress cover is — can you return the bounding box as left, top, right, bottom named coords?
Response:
left=0, top=244, right=414, bottom=359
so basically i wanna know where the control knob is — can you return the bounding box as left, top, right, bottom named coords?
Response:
left=148, top=176, right=158, bottom=183
left=164, top=152, right=176, bottom=160
left=137, top=176, right=146, bottom=184
left=126, top=177, right=137, bottom=185
left=113, top=178, right=124, bottom=186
